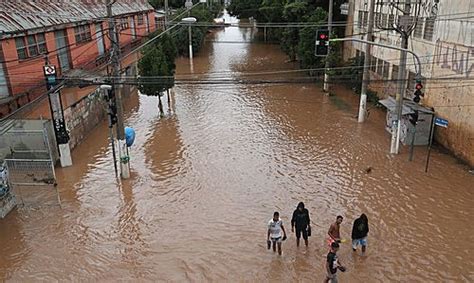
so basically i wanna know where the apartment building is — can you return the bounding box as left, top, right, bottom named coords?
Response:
left=344, top=0, right=474, bottom=166
left=0, top=0, right=156, bottom=118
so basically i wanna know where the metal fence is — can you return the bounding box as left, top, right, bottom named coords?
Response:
left=0, top=119, right=61, bottom=207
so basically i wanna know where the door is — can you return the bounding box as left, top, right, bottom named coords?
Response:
left=95, top=23, right=105, bottom=56
left=54, top=30, right=71, bottom=72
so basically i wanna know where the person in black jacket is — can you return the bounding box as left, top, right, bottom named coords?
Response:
left=291, top=202, right=311, bottom=247
left=351, top=213, right=369, bottom=253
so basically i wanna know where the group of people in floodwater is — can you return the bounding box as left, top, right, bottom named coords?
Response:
left=267, top=202, right=369, bottom=283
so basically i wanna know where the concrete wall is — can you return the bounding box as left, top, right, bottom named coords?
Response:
left=345, top=0, right=474, bottom=166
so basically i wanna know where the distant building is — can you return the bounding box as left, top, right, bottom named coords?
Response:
left=344, top=0, right=474, bottom=166
left=0, top=0, right=156, bottom=118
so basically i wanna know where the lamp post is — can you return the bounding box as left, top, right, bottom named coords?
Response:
left=182, top=17, right=197, bottom=60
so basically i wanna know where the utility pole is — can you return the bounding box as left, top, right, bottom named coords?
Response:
left=390, top=3, right=411, bottom=154
left=358, top=0, right=375, bottom=123
left=323, top=0, right=333, bottom=93
left=106, top=0, right=130, bottom=179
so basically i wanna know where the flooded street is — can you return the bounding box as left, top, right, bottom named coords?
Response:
left=1, top=13, right=474, bottom=282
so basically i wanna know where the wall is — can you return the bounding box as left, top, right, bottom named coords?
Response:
left=345, top=0, right=474, bottom=166
left=63, top=87, right=106, bottom=150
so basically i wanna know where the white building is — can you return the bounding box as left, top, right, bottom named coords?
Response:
left=344, top=0, right=474, bottom=166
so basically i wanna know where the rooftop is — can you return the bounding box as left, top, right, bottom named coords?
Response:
left=0, top=0, right=153, bottom=35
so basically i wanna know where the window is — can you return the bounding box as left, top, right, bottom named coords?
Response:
left=145, top=14, right=150, bottom=33
left=383, top=61, right=390, bottom=78
left=375, top=13, right=381, bottom=26
left=138, top=14, right=144, bottom=25
left=75, top=24, right=92, bottom=43
left=120, top=17, right=129, bottom=30
left=358, top=11, right=364, bottom=28
left=381, top=14, right=388, bottom=28
left=15, top=33, right=47, bottom=60
left=371, top=56, right=377, bottom=72
left=388, top=14, right=395, bottom=29
left=413, top=18, right=424, bottom=38
left=363, top=11, right=368, bottom=27
left=407, top=71, right=416, bottom=91
left=392, top=65, right=399, bottom=80
left=423, top=17, right=435, bottom=41
left=377, top=58, right=384, bottom=76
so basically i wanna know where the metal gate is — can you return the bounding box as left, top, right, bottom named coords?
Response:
left=0, top=119, right=61, bottom=207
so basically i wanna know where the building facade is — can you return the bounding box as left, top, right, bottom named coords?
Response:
left=0, top=0, right=156, bottom=118
left=344, top=0, right=474, bottom=166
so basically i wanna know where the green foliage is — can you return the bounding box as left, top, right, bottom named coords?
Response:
left=173, top=5, right=215, bottom=56
left=297, top=8, right=327, bottom=72
left=228, top=0, right=263, bottom=19
left=138, top=33, right=178, bottom=97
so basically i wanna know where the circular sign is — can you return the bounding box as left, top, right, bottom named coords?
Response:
left=43, top=65, right=56, bottom=76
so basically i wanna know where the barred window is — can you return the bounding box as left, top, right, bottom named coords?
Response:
left=120, top=17, right=129, bottom=30
left=75, top=24, right=92, bottom=43
left=371, top=55, right=377, bottom=72
left=423, top=17, right=435, bottom=41
left=383, top=61, right=390, bottom=78
left=137, top=14, right=144, bottom=25
left=377, top=58, right=384, bottom=76
left=358, top=11, right=364, bottom=28
left=392, top=65, right=399, bottom=80
left=388, top=14, right=395, bottom=29
left=15, top=33, right=47, bottom=60
left=381, top=13, right=388, bottom=28
left=414, top=18, right=424, bottom=38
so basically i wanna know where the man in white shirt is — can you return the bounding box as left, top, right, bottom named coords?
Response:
left=267, top=211, right=287, bottom=255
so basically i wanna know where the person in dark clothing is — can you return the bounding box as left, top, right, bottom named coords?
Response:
left=351, top=213, right=369, bottom=253
left=325, top=242, right=345, bottom=283
left=291, top=202, right=311, bottom=247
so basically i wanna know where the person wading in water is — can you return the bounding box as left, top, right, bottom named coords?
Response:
left=327, top=215, right=343, bottom=247
left=267, top=211, right=287, bottom=255
left=351, top=213, right=369, bottom=253
left=291, top=202, right=311, bottom=247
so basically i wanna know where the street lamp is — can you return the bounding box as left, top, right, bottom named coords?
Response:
left=181, top=17, right=197, bottom=60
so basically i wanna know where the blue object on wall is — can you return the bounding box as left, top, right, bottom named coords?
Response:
left=125, top=127, right=136, bottom=147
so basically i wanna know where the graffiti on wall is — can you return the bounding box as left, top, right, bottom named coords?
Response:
left=434, top=39, right=474, bottom=78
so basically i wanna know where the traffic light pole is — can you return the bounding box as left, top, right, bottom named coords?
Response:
left=358, top=0, right=375, bottom=123
left=331, top=38, right=422, bottom=153
left=323, top=0, right=333, bottom=93
left=107, top=0, right=130, bottom=179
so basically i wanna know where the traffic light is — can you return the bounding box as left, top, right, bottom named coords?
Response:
left=409, top=110, right=419, bottom=126
left=413, top=80, right=424, bottom=103
left=315, top=30, right=329, bottom=56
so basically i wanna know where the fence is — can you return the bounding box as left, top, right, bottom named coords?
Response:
left=0, top=119, right=61, bottom=207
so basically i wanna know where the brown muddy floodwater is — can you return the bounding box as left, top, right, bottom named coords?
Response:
left=1, top=12, right=473, bottom=282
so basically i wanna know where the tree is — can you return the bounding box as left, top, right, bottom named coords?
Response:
left=297, top=8, right=327, bottom=72
left=228, top=0, right=263, bottom=19
left=138, top=45, right=174, bottom=116
left=281, top=1, right=307, bottom=61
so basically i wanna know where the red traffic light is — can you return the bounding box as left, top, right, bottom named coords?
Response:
left=319, top=34, right=327, bottom=40
left=415, top=83, right=423, bottom=90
